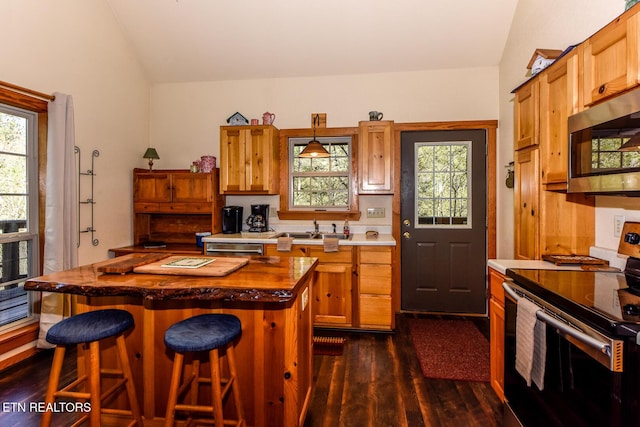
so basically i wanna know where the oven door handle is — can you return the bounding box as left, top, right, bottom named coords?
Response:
left=208, top=248, right=263, bottom=254
left=502, top=282, right=611, bottom=356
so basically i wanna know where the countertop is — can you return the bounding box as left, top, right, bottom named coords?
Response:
left=24, top=253, right=318, bottom=302
left=202, top=231, right=396, bottom=246
left=487, top=259, right=583, bottom=275
left=489, top=246, right=628, bottom=275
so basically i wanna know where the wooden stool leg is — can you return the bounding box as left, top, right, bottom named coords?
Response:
left=40, top=346, right=66, bottom=427
left=226, top=345, right=245, bottom=426
left=209, top=348, right=224, bottom=427
left=88, top=341, right=101, bottom=427
left=165, top=352, right=184, bottom=427
left=190, top=357, right=201, bottom=407
left=116, top=334, right=143, bottom=425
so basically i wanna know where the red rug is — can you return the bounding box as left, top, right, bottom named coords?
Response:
left=407, top=318, right=490, bottom=382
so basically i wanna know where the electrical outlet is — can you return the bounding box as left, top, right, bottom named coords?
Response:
left=614, top=215, right=626, bottom=237
left=367, top=207, right=385, bottom=218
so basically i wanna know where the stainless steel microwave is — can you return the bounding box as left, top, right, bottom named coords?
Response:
left=569, top=88, right=640, bottom=194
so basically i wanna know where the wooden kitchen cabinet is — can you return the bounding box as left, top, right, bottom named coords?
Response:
left=134, top=170, right=213, bottom=210
left=514, top=78, right=539, bottom=151
left=489, top=267, right=505, bottom=402
left=131, top=168, right=224, bottom=247
left=264, top=244, right=357, bottom=328
left=514, top=147, right=540, bottom=260
left=582, top=10, right=640, bottom=107
left=219, top=125, right=279, bottom=194
left=358, top=120, right=394, bottom=194
left=539, top=49, right=580, bottom=190
left=513, top=48, right=595, bottom=260
left=358, top=246, right=393, bottom=330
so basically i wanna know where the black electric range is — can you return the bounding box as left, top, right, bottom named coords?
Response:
left=501, top=223, right=640, bottom=427
left=505, top=266, right=640, bottom=338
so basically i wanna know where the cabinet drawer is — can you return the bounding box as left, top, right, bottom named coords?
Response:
left=359, top=246, right=392, bottom=264
left=489, top=268, right=506, bottom=305
left=359, top=295, right=392, bottom=328
left=359, top=264, right=391, bottom=294
left=308, top=246, right=353, bottom=263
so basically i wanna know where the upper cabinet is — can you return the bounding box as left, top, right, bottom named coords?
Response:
left=134, top=169, right=213, bottom=213
left=583, top=11, right=640, bottom=107
left=513, top=78, right=539, bottom=151
left=358, top=120, right=394, bottom=194
left=131, top=168, right=225, bottom=246
left=219, top=125, right=280, bottom=194
left=539, top=49, right=580, bottom=190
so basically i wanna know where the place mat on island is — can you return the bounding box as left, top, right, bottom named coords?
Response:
left=133, top=255, right=249, bottom=277
left=542, top=254, right=609, bottom=266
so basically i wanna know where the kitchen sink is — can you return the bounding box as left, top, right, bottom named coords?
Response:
left=271, top=232, right=318, bottom=239
left=270, top=232, right=352, bottom=240
left=317, top=233, right=352, bottom=240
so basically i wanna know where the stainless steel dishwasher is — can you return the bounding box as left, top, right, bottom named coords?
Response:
left=204, top=242, right=264, bottom=256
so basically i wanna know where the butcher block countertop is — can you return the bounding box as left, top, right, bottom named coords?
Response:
left=24, top=253, right=318, bottom=303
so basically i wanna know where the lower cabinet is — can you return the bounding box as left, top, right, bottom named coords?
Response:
left=489, top=267, right=506, bottom=402
left=358, top=246, right=393, bottom=330
left=264, top=244, right=395, bottom=330
left=308, top=246, right=354, bottom=327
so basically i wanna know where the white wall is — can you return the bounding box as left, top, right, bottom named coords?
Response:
left=150, top=67, right=499, bottom=167
left=498, top=0, right=628, bottom=257
left=149, top=67, right=499, bottom=230
left=1, top=0, right=150, bottom=264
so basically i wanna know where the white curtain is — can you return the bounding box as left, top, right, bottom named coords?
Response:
left=36, top=93, right=78, bottom=348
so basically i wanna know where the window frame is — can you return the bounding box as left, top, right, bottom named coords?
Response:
left=278, top=127, right=361, bottom=221
left=0, top=85, right=47, bottom=352
left=288, top=135, right=352, bottom=211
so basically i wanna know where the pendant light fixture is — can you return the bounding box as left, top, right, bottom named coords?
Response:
left=618, top=132, right=640, bottom=151
left=299, top=114, right=330, bottom=158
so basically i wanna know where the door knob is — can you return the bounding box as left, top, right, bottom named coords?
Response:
left=403, top=219, right=411, bottom=227
left=403, top=231, right=411, bottom=239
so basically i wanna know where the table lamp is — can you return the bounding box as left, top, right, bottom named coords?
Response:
left=143, top=148, right=160, bottom=170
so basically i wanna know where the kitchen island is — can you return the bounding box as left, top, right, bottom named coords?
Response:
left=24, top=253, right=317, bottom=427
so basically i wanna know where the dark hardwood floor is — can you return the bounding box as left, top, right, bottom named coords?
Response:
left=0, top=314, right=502, bottom=426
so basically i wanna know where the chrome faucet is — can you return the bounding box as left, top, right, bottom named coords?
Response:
left=313, top=219, right=319, bottom=234
left=332, top=223, right=337, bottom=233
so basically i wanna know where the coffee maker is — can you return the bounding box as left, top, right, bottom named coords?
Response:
left=246, top=204, right=269, bottom=232
left=221, top=206, right=243, bottom=234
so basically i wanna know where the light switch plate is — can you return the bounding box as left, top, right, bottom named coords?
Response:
left=614, top=215, right=626, bottom=237
left=367, top=207, right=385, bottom=218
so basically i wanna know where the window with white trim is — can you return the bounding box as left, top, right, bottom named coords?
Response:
left=288, top=136, right=352, bottom=211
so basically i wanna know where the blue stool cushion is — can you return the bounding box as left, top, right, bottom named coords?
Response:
left=46, top=309, right=134, bottom=345
left=164, top=314, right=241, bottom=353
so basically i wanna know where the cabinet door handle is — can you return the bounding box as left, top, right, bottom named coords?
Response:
left=598, top=84, right=606, bottom=94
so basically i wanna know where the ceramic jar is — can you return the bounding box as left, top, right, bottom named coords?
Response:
left=200, top=155, right=216, bottom=172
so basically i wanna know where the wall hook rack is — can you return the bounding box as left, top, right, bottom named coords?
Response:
left=75, top=146, right=99, bottom=246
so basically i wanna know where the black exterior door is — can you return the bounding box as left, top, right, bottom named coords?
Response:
left=400, top=129, right=487, bottom=314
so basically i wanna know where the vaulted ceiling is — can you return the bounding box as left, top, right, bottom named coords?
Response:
left=105, top=0, right=519, bottom=83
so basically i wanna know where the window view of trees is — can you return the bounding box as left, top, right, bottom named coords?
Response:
left=0, top=112, right=28, bottom=223
left=416, top=142, right=470, bottom=226
left=591, top=137, right=640, bottom=170
left=289, top=137, right=351, bottom=209
left=0, top=107, right=34, bottom=328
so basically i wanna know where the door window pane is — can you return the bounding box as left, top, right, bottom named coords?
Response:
left=415, top=141, right=472, bottom=228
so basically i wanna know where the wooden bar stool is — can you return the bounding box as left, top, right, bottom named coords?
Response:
left=164, top=313, right=245, bottom=427
left=41, top=309, right=142, bottom=427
